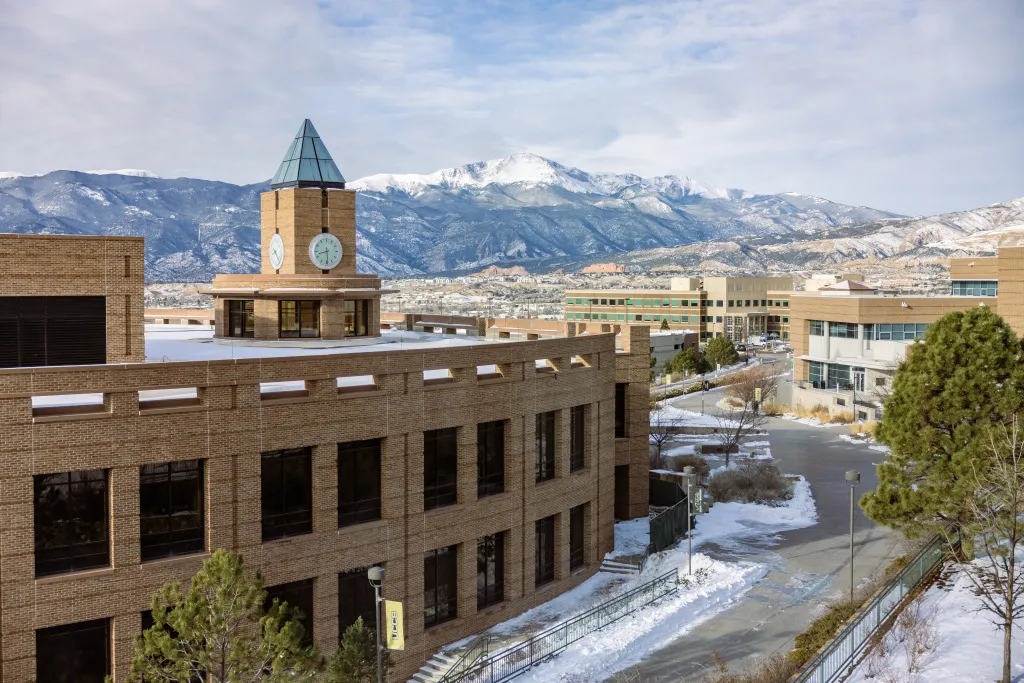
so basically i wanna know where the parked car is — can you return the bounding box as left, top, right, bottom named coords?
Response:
left=735, top=343, right=747, bottom=352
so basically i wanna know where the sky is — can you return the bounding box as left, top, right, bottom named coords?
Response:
left=0, top=0, right=1021, bottom=217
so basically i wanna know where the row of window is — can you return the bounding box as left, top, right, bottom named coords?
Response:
left=226, top=299, right=370, bottom=339
left=33, top=411, right=594, bottom=578
left=951, top=280, right=998, bottom=296
left=809, top=321, right=930, bottom=341
left=566, top=297, right=791, bottom=309
left=568, top=312, right=789, bottom=325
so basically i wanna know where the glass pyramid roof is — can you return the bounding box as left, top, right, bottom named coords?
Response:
left=270, top=119, right=346, bottom=189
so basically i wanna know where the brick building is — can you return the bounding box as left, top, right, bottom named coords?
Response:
left=0, top=120, right=652, bottom=683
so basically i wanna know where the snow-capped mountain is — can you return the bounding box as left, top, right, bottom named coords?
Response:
left=0, top=154, right=905, bottom=280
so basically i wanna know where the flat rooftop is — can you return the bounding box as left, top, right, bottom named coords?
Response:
left=144, top=325, right=503, bottom=363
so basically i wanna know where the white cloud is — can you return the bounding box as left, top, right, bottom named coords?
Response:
left=0, top=0, right=1020, bottom=215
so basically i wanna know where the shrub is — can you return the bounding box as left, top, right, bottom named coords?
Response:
left=702, top=652, right=796, bottom=683
left=760, top=401, right=784, bottom=416
left=827, top=410, right=854, bottom=424
left=790, top=404, right=832, bottom=423
left=788, top=599, right=860, bottom=667
left=669, top=454, right=711, bottom=484
left=849, top=420, right=879, bottom=437
left=708, top=461, right=793, bottom=505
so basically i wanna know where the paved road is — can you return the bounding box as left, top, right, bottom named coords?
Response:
left=616, top=389, right=899, bottom=682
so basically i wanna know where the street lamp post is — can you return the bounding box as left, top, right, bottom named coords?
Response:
left=683, top=466, right=695, bottom=575
left=845, top=471, right=860, bottom=602
left=367, top=565, right=386, bottom=683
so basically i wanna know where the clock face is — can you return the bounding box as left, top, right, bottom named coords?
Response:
left=309, top=233, right=343, bottom=270
left=268, top=234, right=285, bottom=270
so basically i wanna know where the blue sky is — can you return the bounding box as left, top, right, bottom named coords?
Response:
left=1, top=0, right=1021, bottom=216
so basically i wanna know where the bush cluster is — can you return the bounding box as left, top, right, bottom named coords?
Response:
left=707, top=461, right=792, bottom=505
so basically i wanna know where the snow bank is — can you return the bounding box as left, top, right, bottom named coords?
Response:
left=779, top=413, right=847, bottom=428
left=606, top=518, right=650, bottom=559
left=846, top=559, right=1024, bottom=682
left=654, top=404, right=739, bottom=428
left=692, top=476, right=817, bottom=549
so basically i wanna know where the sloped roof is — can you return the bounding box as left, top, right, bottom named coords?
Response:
left=820, top=280, right=875, bottom=291
left=270, top=119, right=346, bottom=190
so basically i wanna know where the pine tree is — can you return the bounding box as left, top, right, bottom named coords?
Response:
left=127, top=549, right=318, bottom=683
left=861, top=308, right=1024, bottom=546
left=704, top=337, right=738, bottom=369
left=660, top=318, right=670, bottom=330
left=322, top=618, right=391, bottom=683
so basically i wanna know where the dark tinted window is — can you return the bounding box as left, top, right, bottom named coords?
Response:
left=424, top=428, right=458, bottom=510
left=227, top=300, right=254, bottom=338
left=570, top=405, right=586, bottom=472
left=261, top=447, right=313, bottom=541
left=535, top=412, right=555, bottom=483
left=477, top=420, right=505, bottom=497
left=279, top=300, right=320, bottom=338
left=477, top=533, right=505, bottom=609
left=36, top=618, right=109, bottom=683
left=0, top=296, right=106, bottom=368
left=34, top=470, right=109, bottom=577
left=338, top=439, right=382, bottom=527
left=424, top=545, right=458, bottom=628
left=614, top=383, right=627, bottom=438
left=339, top=567, right=379, bottom=635
left=535, top=515, right=555, bottom=587
left=344, top=299, right=369, bottom=337
left=265, top=578, right=315, bottom=647
left=140, top=460, right=204, bottom=562
left=570, top=504, right=586, bottom=571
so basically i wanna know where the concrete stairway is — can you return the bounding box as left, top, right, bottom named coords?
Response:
left=408, top=651, right=460, bottom=683
left=599, top=558, right=640, bottom=575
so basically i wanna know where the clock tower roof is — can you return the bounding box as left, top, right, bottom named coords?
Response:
left=270, top=119, right=347, bottom=190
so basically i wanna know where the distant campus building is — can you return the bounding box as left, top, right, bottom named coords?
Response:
left=0, top=121, right=652, bottom=682
left=784, top=250, right=1024, bottom=420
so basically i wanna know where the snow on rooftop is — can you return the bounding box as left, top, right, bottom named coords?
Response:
left=143, top=325, right=504, bottom=363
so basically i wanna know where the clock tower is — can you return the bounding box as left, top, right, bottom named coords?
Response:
left=205, top=119, right=388, bottom=341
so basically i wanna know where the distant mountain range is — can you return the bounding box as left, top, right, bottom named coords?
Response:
left=0, top=154, right=1014, bottom=281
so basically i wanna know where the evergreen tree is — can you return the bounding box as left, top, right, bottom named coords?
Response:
left=670, top=348, right=710, bottom=375
left=127, top=549, right=317, bottom=683
left=660, top=318, right=670, bottom=330
left=861, top=308, right=1024, bottom=544
left=322, top=618, right=391, bottom=683
left=704, top=337, right=738, bottom=369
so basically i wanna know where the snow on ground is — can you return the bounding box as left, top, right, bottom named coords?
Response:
left=653, top=404, right=739, bottom=428
left=510, top=555, right=765, bottom=683
left=605, top=517, right=650, bottom=559
left=779, top=413, right=847, bottom=428
left=691, top=477, right=817, bottom=549
left=838, top=433, right=892, bottom=454
left=663, top=443, right=697, bottom=457
left=846, top=559, right=1024, bottom=683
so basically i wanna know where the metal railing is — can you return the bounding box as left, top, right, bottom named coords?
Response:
left=439, top=633, right=492, bottom=683
left=440, top=569, right=679, bottom=683
left=793, top=534, right=950, bottom=683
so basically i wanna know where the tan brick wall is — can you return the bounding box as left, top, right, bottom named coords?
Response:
left=950, top=255, right=999, bottom=280
left=0, top=329, right=651, bottom=682
left=259, top=188, right=357, bottom=276
left=998, top=247, right=1024, bottom=337
left=0, top=234, right=144, bottom=364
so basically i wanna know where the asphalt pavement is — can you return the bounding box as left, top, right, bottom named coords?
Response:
left=614, top=388, right=900, bottom=682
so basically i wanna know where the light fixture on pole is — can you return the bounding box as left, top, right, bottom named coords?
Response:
left=683, top=466, right=696, bottom=575
left=367, top=565, right=386, bottom=683
left=845, top=471, right=860, bottom=602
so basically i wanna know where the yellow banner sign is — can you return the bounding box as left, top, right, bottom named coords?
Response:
left=754, top=387, right=762, bottom=402
left=385, top=600, right=404, bottom=651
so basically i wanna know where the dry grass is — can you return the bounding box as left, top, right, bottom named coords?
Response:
left=790, top=404, right=832, bottom=423
left=760, top=401, right=785, bottom=416
left=670, top=454, right=711, bottom=484
left=849, top=420, right=879, bottom=437
left=708, top=461, right=793, bottom=505
left=827, top=410, right=854, bottom=424
left=701, top=651, right=797, bottom=683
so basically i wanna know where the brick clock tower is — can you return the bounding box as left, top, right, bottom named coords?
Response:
left=205, top=120, right=385, bottom=341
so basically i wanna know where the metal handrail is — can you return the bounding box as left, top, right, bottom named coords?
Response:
left=442, top=569, right=679, bottom=683
left=793, top=534, right=950, bottom=683
left=438, top=633, right=492, bottom=683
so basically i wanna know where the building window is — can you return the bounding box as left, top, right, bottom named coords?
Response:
left=728, top=300, right=734, bottom=307
left=261, top=447, right=312, bottom=541
left=140, top=460, right=204, bottom=562
left=34, top=470, right=109, bottom=577
left=477, top=533, right=505, bottom=609
left=279, top=300, right=320, bottom=338
left=37, top=619, right=109, bottom=683
left=570, top=405, right=586, bottom=472
left=477, top=420, right=505, bottom=497
left=425, top=428, right=458, bottom=510
left=808, top=361, right=825, bottom=389
left=809, top=320, right=824, bottom=336
left=424, top=545, right=458, bottom=628
left=265, top=579, right=315, bottom=646
left=227, top=300, right=255, bottom=338
left=874, top=323, right=929, bottom=341
left=716, top=316, right=723, bottom=323
left=536, top=412, right=556, bottom=483
left=339, top=568, right=379, bottom=635
left=339, top=439, right=382, bottom=527
left=829, top=322, right=858, bottom=339
left=600, top=298, right=607, bottom=305
left=783, top=300, right=789, bottom=308
left=535, top=515, right=556, bottom=587
left=569, top=504, right=586, bottom=571
left=782, top=316, right=789, bottom=323
left=615, top=383, right=627, bottom=438
left=343, top=299, right=370, bottom=337
left=0, top=296, right=106, bottom=369
left=716, top=300, right=723, bottom=307
left=952, top=280, right=998, bottom=296
left=745, top=300, right=751, bottom=306
left=876, top=377, right=887, bottom=387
